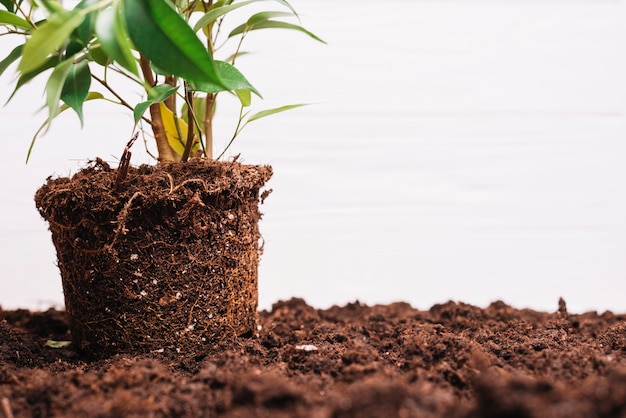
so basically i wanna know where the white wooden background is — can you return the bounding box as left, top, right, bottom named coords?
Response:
left=0, top=0, right=624, bottom=313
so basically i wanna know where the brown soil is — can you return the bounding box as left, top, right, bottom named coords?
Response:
left=1, top=297, right=625, bottom=417
left=34, top=159, right=271, bottom=357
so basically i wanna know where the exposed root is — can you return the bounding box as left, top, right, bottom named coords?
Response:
left=1, top=397, right=15, bottom=418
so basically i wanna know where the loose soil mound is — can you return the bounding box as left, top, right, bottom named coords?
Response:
left=1, top=298, right=625, bottom=417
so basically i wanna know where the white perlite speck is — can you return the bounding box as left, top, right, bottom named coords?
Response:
left=295, top=344, right=318, bottom=352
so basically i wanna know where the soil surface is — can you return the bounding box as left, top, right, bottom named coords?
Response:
left=1, top=297, right=625, bottom=417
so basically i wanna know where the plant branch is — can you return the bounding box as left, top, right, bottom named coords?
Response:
left=164, top=75, right=177, bottom=111
left=181, top=86, right=195, bottom=162
left=180, top=0, right=196, bottom=15
left=91, top=74, right=152, bottom=126
left=109, top=65, right=147, bottom=88
left=231, top=32, right=248, bottom=66
left=13, top=1, right=37, bottom=29
left=139, top=124, right=158, bottom=160
left=140, top=55, right=177, bottom=163
left=0, top=30, right=29, bottom=36
left=204, top=93, right=216, bottom=159
left=203, top=8, right=216, bottom=159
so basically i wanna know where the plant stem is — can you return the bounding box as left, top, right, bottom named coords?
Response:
left=13, top=1, right=37, bottom=29
left=204, top=93, right=215, bottom=159
left=181, top=86, right=195, bottom=162
left=91, top=74, right=152, bottom=126
left=232, top=32, right=247, bottom=66
left=140, top=55, right=177, bottom=163
left=203, top=3, right=216, bottom=160
left=164, top=75, right=176, bottom=111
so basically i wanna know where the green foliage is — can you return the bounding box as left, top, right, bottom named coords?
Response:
left=0, top=44, right=22, bottom=76
left=45, top=57, right=77, bottom=125
left=134, top=84, right=179, bottom=125
left=17, top=10, right=85, bottom=74
left=189, top=61, right=259, bottom=96
left=61, top=60, right=92, bottom=125
left=0, top=0, right=324, bottom=162
left=123, top=0, right=224, bottom=86
left=94, top=4, right=137, bottom=74
left=0, top=0, right=15, bottom=13
left=0, top=10, right=32, bottom=29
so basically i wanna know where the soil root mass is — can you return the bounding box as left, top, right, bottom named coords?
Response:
left=1, top=298, right=625, bottom=417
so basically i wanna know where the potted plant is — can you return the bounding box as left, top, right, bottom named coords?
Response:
left=0, top=0, right=323, bottom=357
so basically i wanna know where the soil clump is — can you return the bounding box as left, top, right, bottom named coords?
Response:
left=34, top=159, right=271, bottom=356
left=1, top=298, right=625, bottom=417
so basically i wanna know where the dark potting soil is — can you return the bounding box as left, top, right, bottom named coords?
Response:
left=34, top=159, right=272, bottom=356
left=1, top=298, right=625, bottom=417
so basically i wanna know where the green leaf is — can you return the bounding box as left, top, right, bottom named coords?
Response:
left=38, top=0, right=64, bottom=15
left=0, top=44, right=23, bottom=76
left=0, top=0, right=14, bottom=13
left=73, top=0, right=100, bottom=46
left=0, top=10, right=33, bottom=29
left=230, top=19, right=325, bottom=43
left=272, top=0, right=299, bottom=17
left=84, top=91, right=105, bottom=101
left=148, top=84, right=179, bottom=102
left=236, top=89, right=251, bottom=107
left=132, top=103, right=150, bottom=125
left=149, top=62, right=170, bottom=77
left=83, top=91, right=105, bottom=102
left=133, top=83, right=179, bottom=125
left=61, top=60, right=91, bottom=125
left=18, top=10, right=86, bottom=74
left=95, top=5, right=137, bottom=74
left=193, top=0, right=265, bottom=32
left=197, top=0, right=299, bottom=30
left=247, top=103, right=308, bottom=123
left=247, top=11, right=293, bottom=26
left=45, top=58, right=75, bottom=122
left=122, top=0, right=224, bottom=87
left=228, top=11, right=292, bottom=37
left=88, top=43, right=110, bottom=66
left=217, top=61, right=259, bottom=95
left=224, top=50, right=250, bottom=64
left=65, top=39, right=85, bottom=58
left=45, top=340, right=72, bottom=348
left=190, top=60, right=259, bottom=96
